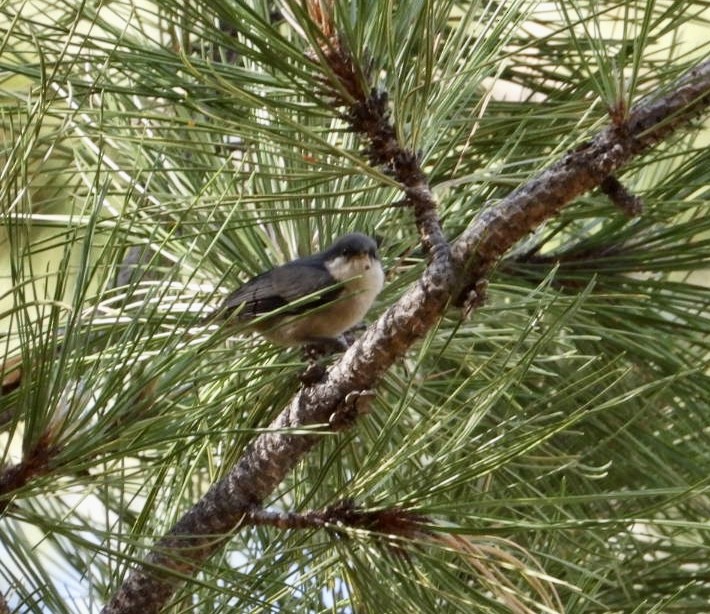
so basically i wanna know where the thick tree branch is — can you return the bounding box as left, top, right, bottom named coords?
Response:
left=451, top=59, right=710, bottom=302
left=103, top=60, right=710, bottom=614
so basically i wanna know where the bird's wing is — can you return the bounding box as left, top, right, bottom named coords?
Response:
left=216, top=263, right=340, bottom=320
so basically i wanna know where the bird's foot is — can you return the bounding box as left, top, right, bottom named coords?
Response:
left=329, top=390, right=376, bottom=430
left=302, top=336, right=349, bottom=360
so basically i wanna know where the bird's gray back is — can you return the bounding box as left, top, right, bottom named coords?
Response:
left=218, top=262, right=340, bottom=319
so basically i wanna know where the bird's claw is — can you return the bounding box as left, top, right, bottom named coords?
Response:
left=462, top=279, right=489, bottom=317
left=329, top=390, right=376, bottom=430
left=302, top=336, right=349, bottom=360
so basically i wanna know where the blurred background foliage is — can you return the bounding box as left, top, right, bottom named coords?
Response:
left=0, top=0, right=708, bottom=612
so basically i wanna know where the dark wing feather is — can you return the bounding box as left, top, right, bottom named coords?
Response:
left=215, top=262, right=340, bottom=320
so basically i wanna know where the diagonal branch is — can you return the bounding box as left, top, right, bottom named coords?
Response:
left=452, top=59, right=710, bottom=298
left=103, top=59, right=710, bottom=614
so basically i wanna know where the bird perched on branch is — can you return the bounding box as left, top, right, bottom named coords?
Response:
left=205, top=233, right=384, bottom=348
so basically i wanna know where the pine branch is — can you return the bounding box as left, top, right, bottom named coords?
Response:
left=246, top=499, right=430, bottom=539
left=451, top=59, right=710, bottom=305
left=102, top=52, right=710, bottom=614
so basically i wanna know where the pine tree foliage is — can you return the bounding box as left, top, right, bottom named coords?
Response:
left=0, top=1, right=708, bottom=612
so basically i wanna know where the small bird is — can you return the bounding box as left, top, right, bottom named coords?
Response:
left=207, top=233, right=384, bottom=347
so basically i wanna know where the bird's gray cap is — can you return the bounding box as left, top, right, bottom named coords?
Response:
left=323, top=233, right=379, bottom=258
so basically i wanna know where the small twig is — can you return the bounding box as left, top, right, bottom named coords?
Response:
left=246, top=499, right=430, bottom=539
left=599, top=174, right=644, bottom=216
left=0, top=354, right=23, bottom=398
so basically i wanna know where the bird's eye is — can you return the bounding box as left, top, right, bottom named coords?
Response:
left=342, top=248, right=351, bottom=257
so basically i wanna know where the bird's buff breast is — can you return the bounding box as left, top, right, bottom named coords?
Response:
left=256, top=259, right=384, bottom=345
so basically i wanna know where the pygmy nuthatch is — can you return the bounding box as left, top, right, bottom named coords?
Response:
left=208, top=233, right=384, bottom=346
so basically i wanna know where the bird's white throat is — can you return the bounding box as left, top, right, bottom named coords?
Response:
left=325, top=253, right=384, bottom=323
